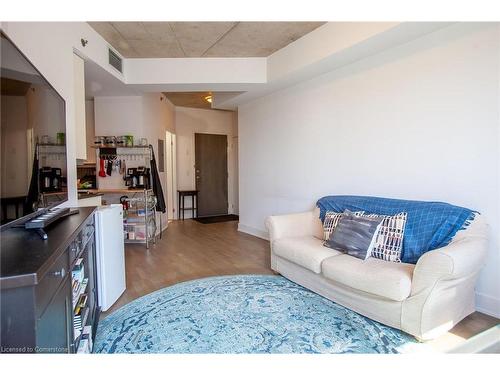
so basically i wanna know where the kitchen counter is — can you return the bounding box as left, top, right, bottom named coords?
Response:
left=78, top=188, right=147, bottom=194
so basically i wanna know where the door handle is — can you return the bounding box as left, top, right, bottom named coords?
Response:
left=196, top=176, right=200, bottom=179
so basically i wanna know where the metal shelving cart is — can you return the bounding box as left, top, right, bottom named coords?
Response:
left=123, top=189, right=157, bottom=249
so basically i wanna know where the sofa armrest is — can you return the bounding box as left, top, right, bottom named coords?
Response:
left=402, top=225, right=488, bottom=340
left=265, top=209, right=323, bottom=242
left=410, top=236, right=488, bottom=296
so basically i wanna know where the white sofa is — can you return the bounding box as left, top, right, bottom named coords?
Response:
left=265, top=207, right=488, bottom=341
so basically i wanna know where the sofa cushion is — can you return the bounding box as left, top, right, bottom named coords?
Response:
left=273, top=236, right=342, bottom=273
left=321, top=255, right=415, bottom=301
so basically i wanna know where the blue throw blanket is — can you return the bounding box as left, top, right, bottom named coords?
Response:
left=316, top=195, right=476, bottom=264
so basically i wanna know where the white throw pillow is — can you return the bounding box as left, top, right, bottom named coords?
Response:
left=363, top=212, right=407, bottom=263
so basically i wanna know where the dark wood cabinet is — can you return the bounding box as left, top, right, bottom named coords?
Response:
left=36, top=275, right=72, bottom=353
left=0, top=207, right=99, bottom=353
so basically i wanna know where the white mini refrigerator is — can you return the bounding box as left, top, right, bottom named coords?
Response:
left=95, top=204, right=126, bottom=311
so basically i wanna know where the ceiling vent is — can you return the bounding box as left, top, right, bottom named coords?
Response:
left=108, top=48, right=123, bottom=73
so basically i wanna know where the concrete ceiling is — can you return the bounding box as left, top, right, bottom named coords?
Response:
left=88, top=22, right=325, bottom=58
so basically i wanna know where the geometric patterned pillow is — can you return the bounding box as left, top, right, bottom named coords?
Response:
left=363, top=212, right=407, bottom=263
left=322, top=210, right=364, bottom=242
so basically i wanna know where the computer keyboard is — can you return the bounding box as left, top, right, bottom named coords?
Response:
left=25, top=207, right=72, bottom=229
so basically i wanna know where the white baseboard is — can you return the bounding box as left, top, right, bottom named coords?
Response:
left=475, top=292, right=500, bottom=318
left=237, top=223, right=269, bottom=241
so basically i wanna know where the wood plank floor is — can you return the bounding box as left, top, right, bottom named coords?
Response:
left=103, top=219, right=499, bottom=352
left=104, top=219, right=273, bottom=316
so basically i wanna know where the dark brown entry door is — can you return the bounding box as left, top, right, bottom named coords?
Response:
left=195, top=133, right=228, bottom=217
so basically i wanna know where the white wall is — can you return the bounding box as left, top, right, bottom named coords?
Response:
left=94, top=96, right=143, bottom=137
left=175, top=106, right=238, bottom=217
left=238, top=23, right=500, bottom=317
left=26, top=85, right=65, bottom=139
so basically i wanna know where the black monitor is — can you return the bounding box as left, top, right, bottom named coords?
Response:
left=1, top=31, right=68, bottom=227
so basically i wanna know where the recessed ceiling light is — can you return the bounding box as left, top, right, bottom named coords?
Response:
left=204, top=95, right=212, bottom=103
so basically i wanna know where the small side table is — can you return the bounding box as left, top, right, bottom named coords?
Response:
left=177, top=190, right=198, bottom=220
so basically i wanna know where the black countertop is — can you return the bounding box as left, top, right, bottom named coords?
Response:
left=0, top=206, right=96, bottom=289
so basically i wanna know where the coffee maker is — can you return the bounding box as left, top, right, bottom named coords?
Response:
left=39, top=167, right=62, bottom=192
left=125, top=166, right=150, bottom=189
left=136, top=166, right=150, bottom=189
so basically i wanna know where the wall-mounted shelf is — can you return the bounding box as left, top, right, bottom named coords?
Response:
left=38, top=143, right=66, bottom=147
left=94, top=145, right=152, bottom=162
left=77, top=163, right=96, bottom=168
left=38, top=143, right=66, bottom=155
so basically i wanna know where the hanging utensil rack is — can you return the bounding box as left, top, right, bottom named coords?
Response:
left=94, top=145, right=153, bottom=188
left=37, top=143, right=67, bottom=161
left=92, top=145, right=152, bottom=161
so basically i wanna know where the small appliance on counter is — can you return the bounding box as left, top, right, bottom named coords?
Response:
left=125, top=167, right=136, bottom=188
left=39, top=167, right=63, bottom=192
left=136, top=166, right=151, bottom=189
left=125, top=166, right=151, bottom=189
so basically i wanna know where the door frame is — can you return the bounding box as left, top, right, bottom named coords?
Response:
left=165, top=130, right=177, bottom=221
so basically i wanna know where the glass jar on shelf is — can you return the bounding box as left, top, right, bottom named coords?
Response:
left=94, top=136, right=105, bottom=147
left=116, top=136, right=126, bottom=147
left=104, top=136, right=116, bottom=147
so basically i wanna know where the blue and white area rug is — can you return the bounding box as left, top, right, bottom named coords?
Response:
left=94, top=275, right=427, bottom=354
